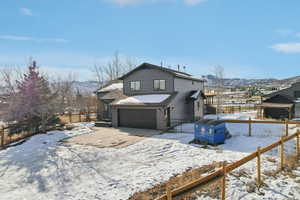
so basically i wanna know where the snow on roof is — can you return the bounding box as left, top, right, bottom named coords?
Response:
left=98, top=83, right=123, bottom=92
left=116, top=94, right=170, bottom=105
left=191, top=90, right=201, bottom=99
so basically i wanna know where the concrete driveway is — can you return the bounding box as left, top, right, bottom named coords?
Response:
left=65, top=127, right=161, bottom=148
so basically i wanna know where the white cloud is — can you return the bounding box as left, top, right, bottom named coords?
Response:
left=0, top=35, right=32, bottom=41
left=184, top=0, right=206, bottom=6
left=271, top=42, right=300, bottom=53
left=0, top=35, right=69, bottom=43
left=112, top=0, right=141, bottom=6
left=20, top=8, right=33, bottom=16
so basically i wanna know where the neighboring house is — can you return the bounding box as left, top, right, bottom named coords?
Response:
left=95, top=80, right=125, bottom=120
left=110, top=63, right=206, bottom=130
left=261, top=82, right=300, bottom=119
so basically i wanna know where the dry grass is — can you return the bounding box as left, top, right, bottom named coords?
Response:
left=284, top=154, right=299, bottom=172
left=262, top=169, right=281, bottom=178
left=263, top=154, right=299, bottom=179
left=266, top=156, right=277, bottom=163
left=229, top=168, right=251, bottom=179
left=129, top=162, right=223, bottom=200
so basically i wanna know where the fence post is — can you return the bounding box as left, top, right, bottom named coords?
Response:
left=166, top=186, right=172, bottom=200
left=221, top=162, right=226, bottom=200
left=68, top=111, right=72, bottom=123
left=280, top=136, right=285, bottom=170
left=256, top=147, right=261, bottom=186
left=248, top=117, right=252, bottom=137
left=285, top=120, right=289, bottom=136
left=0, top=126, right=4, bottom=149
left=296, top=131, right=299, bottom=158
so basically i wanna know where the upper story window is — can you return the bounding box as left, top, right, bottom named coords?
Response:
left=154, top=80, right=166, bottom=91
left=294, top=91, right=300, bottom=98
left=130, top=81, right=141, bottom=91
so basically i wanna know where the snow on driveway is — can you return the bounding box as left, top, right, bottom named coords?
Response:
left=0, top=118, right=299, bottom=200
left=0, top=123, right=249, bottom=200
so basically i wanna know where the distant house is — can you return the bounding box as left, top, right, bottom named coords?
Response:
left=109, top=63, right=206, bottom=130
left=260, top=82, right=300, bottom=119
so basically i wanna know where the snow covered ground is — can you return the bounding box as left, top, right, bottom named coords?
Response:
left=0, top=113, right=299, bottom=200
left=205, top=111, right=258, bottom=120
left=0, top=121, right=6, bottom=126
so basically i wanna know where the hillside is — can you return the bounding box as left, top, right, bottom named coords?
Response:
left=203, top=74, right=300, bottom=87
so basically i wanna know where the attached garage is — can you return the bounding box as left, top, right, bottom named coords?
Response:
left=118, top=109, right=157, bottom=129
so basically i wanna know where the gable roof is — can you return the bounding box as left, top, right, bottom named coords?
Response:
left=264, top=94, right=295, bottom=104
left=111, top=92, right=178, bottom=107
left=99, top=89, right=125, bottom=100
left=119, top=63, right=205, bottom=82
left=96, top=80, right=123, bottom=93
left=188, top=90, right=206, bottom=100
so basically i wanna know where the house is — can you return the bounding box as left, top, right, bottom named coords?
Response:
left=95, top=80, right=125, bottom=121
left=260, top=82, right=300, bottom=119
left=110, top=63, right=206, bottom=130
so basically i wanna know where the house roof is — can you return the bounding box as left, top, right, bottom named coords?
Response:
left=100, top=89, right=126, bottom=100
left=111, top=92, right=178, bottom=107
left=119, top=63, right=205, bottom=82
left=188, top=90, right=206, bottom=100
left=260, top=103, right=294, bottom=108
left=96, top=80, right=123, bottom=93
left=115, top=94, right=170, bottom=105
left=264, top=94, right=295, bottom=104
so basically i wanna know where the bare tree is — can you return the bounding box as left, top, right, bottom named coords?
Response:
left=50, top=73, right=77, bottom=115
left=214, top=65, right=225, bottom=116
left=124, top=56, right=137, bottom=73
left=92, top=64, right=105, bottom=87
left=91, top=51, right=138, bottom=85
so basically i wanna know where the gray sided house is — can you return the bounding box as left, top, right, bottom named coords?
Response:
left=96, top=80, right=125, bottom=121
left=110, top=63, right=206, bottom=130
left=261, top=82, right=300, bottom=119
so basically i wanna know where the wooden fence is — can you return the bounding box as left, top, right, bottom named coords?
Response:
left=222, top=105, right=259, bottom=114
left=157, top=129, right=300, bottom=200
left=224, top=118, right=300, bottom=137
left=0, top=124, right=59, bottom=149
left=0, top=112, right=98, bottom=149
left=58, top=112, right=97, bottom=124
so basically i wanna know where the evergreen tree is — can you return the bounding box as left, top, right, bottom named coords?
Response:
left=11, top=61, right=56, bottom=131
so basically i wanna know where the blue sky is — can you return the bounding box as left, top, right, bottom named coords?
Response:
left=1, top=0, right=300, bottom=80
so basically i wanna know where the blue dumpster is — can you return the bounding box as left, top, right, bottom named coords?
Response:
left=194, top=119, right=229, bottom=145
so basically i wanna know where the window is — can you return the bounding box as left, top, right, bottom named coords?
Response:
left=294, top=91, right=300, bottom=98
left=130, top=81, right=141, bottom=91
left=197, top=101, right=200, bottom=111
left=154, top=80, right=166, bottom=90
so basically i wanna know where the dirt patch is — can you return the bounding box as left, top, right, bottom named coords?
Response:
left=129, top=162, right=223, bottom=200
left=64, top=127, right=161, bottom=148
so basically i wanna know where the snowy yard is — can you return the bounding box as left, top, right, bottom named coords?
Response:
left=0, top=112, right=299, bottom=200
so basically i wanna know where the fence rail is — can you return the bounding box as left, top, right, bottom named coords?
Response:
left=156, top=130, right=300, bottom=200
left=0, top=112, right=97, bottom=149
left=224, top=118, right=300, bottom=137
